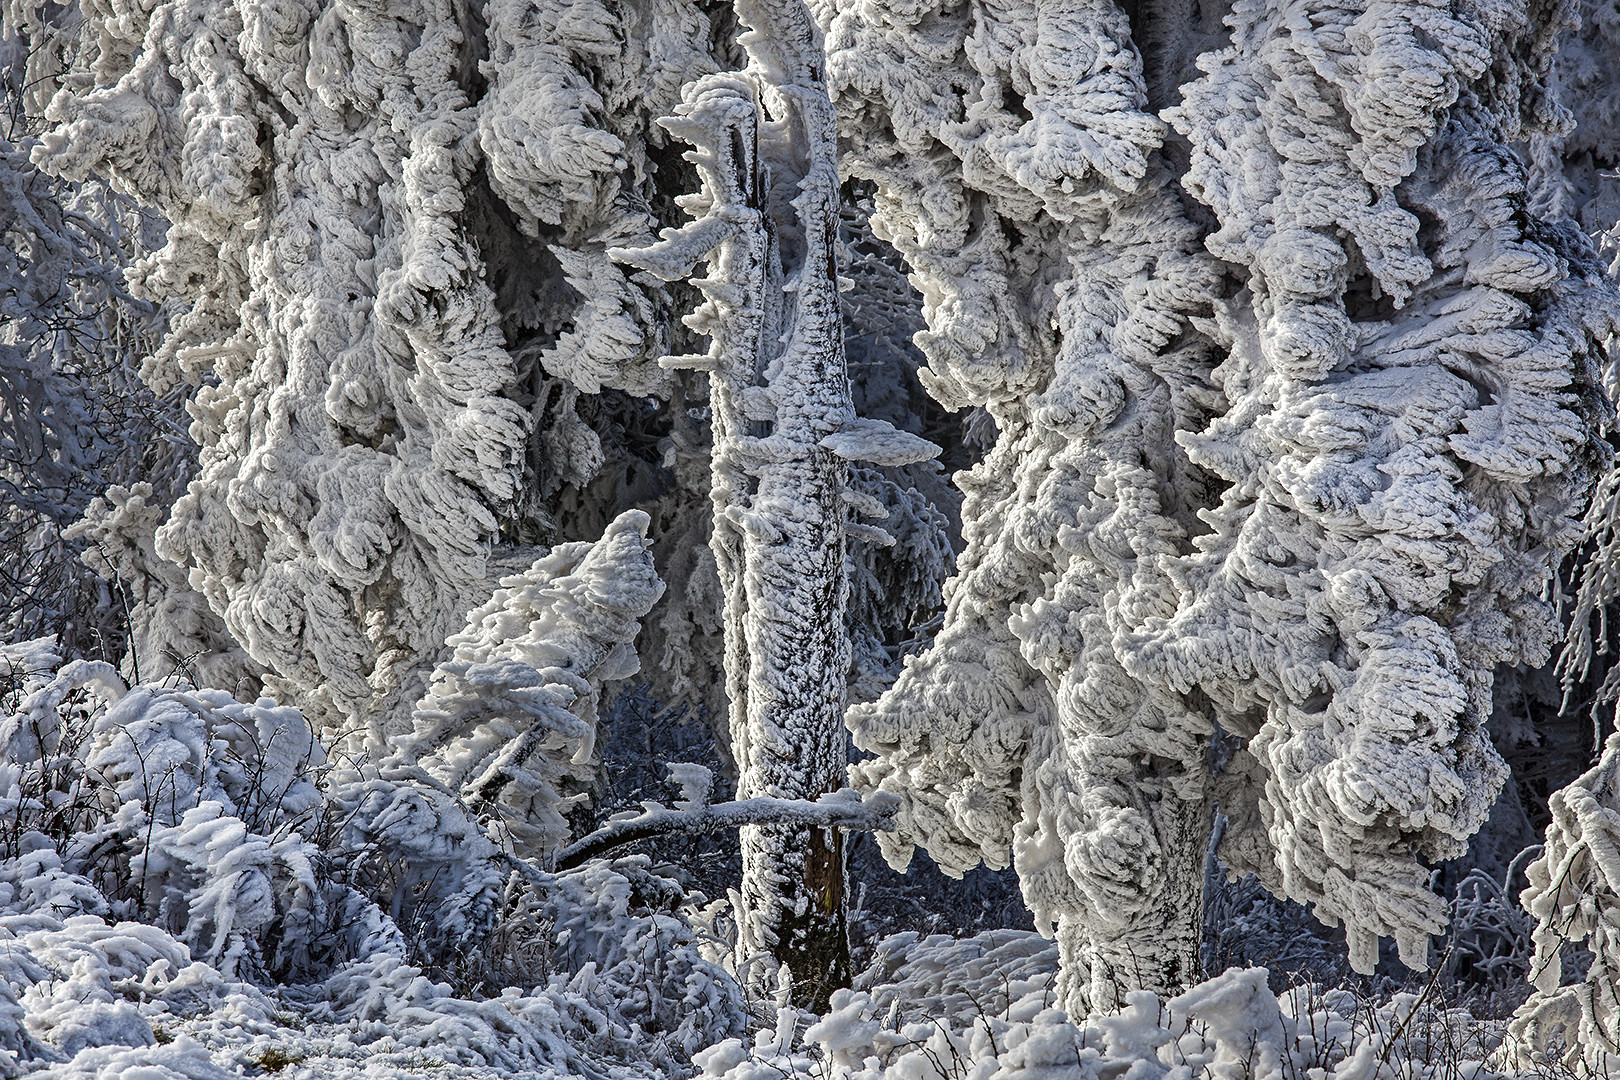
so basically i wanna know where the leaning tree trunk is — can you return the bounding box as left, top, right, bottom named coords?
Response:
left=614, top=0, right=932, bottom=1009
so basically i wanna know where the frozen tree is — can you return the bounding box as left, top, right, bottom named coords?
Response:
left=820, top=0, right=1222, bottom=1010
left=17, top=0, right=745, bottom=746
left=1, top=30, right=176, bottom=661
left=1134, top=0, right=1614, bottom=982
left=821, top=0, right=1616, bottom=1013
left=12, top=0, right=955, bottom=1025
left=18, top=0, right=520, bottom=742
left=613, top=0, right=937, bottom=1005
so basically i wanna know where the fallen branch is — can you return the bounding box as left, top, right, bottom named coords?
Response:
left=555, top=788, right=900, bottom=871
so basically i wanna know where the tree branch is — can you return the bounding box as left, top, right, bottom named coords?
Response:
left=554, top=788, right=899, bottom=871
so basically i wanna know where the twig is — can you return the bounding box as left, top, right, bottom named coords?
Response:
left=555, top=789, right=899, bottom=870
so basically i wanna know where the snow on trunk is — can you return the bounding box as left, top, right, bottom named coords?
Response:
left=613, top=0, right=902, bottom=1008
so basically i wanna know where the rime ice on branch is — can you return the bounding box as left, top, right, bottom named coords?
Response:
left=477, top=0, right=716, bottom=401
left=0, top=118, right=175, bottom=659
left=68, top=484, right=261, bottom=697
left=614, top=0, right=927, bottom=1007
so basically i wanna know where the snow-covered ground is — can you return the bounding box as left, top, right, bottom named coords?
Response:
left=0, top=884, right=1568, bottom=1080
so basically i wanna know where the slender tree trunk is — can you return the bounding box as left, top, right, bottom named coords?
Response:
left=732, top=197, right=853, bottom=1005
left=613, top=0, right=859, bottom=1008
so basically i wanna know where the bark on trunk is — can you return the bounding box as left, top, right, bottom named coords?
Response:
left=612, top=0, right=857, bottom=1008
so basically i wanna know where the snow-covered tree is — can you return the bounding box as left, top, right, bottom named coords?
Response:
left=18, top=0, right=739, bottom=747
left=17, top=0, right=505, bottom=741
left=1, top=27, right=176, bottom=662
left=1132, top=1, right=1615, bottom=983
left=821, top=0, right=1617, bottom=1013
left=1504, top=730, right=1620, bottom=1077
left=819, top=0, right=1222, bottom=1010
left=403, top=509, right=664, bottom=860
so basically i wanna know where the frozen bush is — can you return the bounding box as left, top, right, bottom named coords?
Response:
left=403, top=510, right=665, bottom=861
left=1503, top=731, right=1620, bottom=1077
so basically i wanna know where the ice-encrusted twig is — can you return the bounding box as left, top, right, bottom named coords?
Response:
left=555, top=789, right=899, bottom=870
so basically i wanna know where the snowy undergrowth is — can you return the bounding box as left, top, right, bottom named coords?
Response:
left=696, top=933, right=1572, bottom=1080
left=0, top=557, right=1600, bottom=1080
left=0, top=637, right=745, bottom=1080
left=0, top=853, right=740, bottom=1080
left=1, top=637, right=1609, bottom=1080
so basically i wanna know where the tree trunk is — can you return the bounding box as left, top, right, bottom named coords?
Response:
left=612, top=0, right=863, bottom=1008
left=1060, top=791, right=1209, bottom=1013
left=731, top=199, right=853, bottom=1003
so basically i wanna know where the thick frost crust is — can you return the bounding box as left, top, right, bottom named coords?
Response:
left=824, top=0, right=1615, bottom=1005
left=68, top=484, right=261, bottom=697
left=404, top=510, right=664, bottom=860
left=478, top=0, right=718, bottom=400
